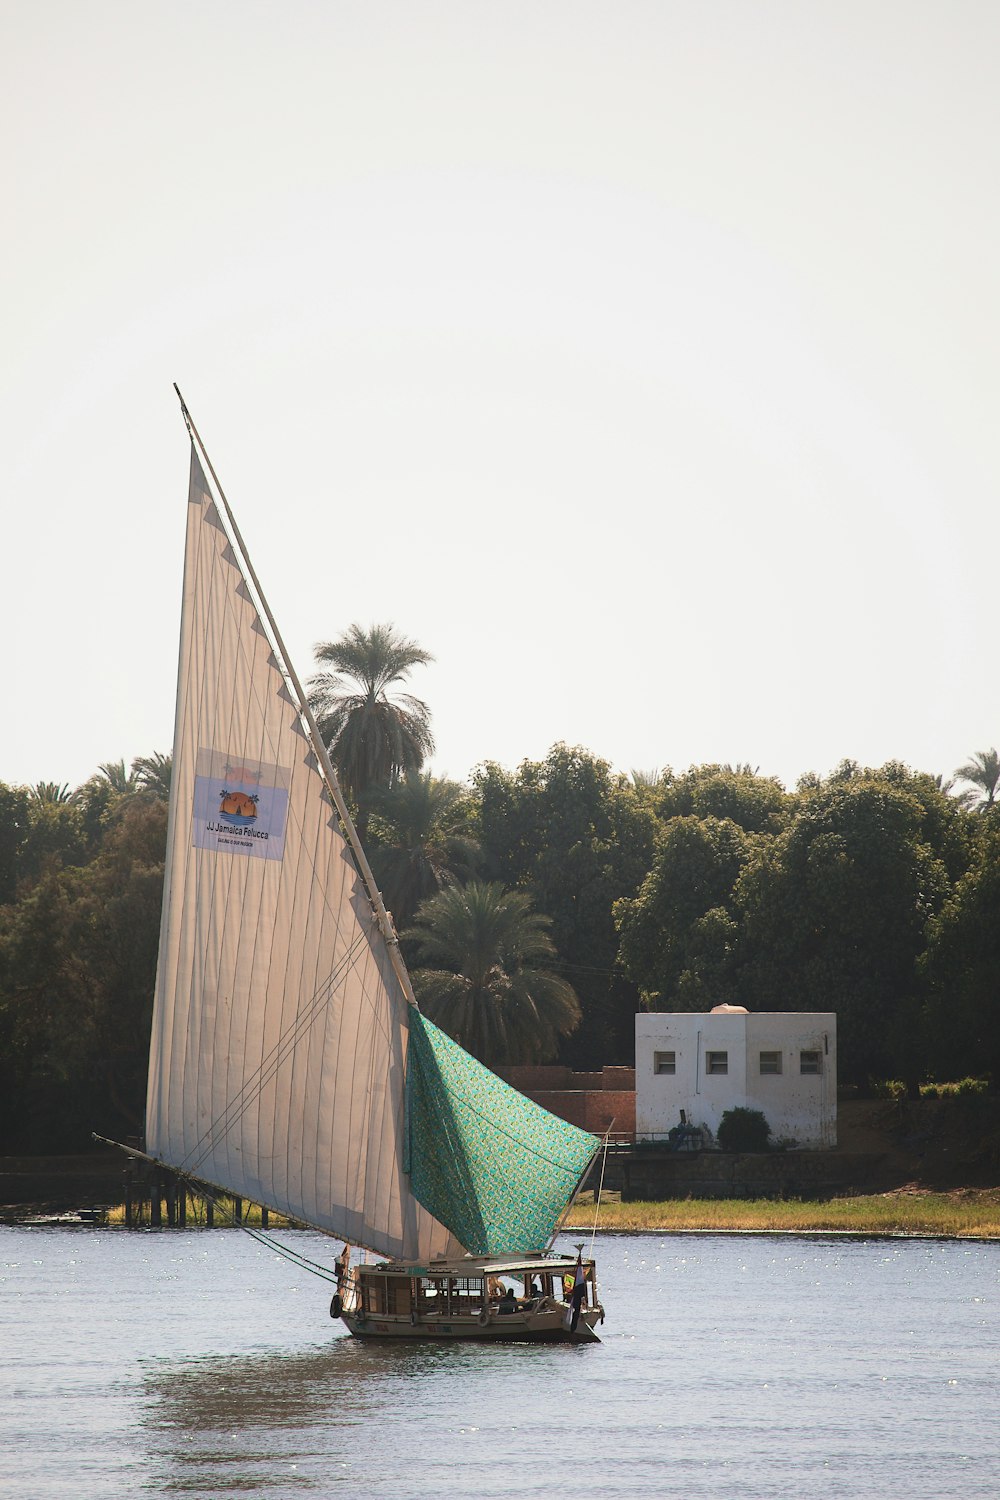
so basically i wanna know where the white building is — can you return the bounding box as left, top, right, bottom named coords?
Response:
left=635, top=1006, right=837, bottom=1149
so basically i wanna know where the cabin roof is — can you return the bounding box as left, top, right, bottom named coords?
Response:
left=366, top=1254, right=589, bottom=1277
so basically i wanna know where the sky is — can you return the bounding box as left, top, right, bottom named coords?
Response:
left=2, top=1, right=997, bottom=795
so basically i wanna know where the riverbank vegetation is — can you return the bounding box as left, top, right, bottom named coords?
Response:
left=93, top=1187, right=1000, bottom=1238
left=566, top=1190, right=1000, bottom=1239
left=0, top=627, right=998, bottom=1158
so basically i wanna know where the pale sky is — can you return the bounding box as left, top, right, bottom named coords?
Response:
left=3, top=1, right=997, bottom=794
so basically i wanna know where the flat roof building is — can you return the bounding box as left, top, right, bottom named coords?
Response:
left=636, top=1006, right=837, bottom=1149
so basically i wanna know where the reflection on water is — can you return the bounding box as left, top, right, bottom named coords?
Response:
left=140, top=1331, right=591, bottom=1496
left=145, top=1338, right=466, bottom=1433
left=4, top=1227, right=1000, bottom=1500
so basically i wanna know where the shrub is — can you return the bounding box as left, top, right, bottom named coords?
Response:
left=920, top=1078, right=989, bottom=1100
left=717, top=1106, right=771, bottom=1153
left=871, top=1078, right=907, bottom=1103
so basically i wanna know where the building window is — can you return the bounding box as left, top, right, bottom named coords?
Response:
left=654, top=1051, right=676, bottom=1075
left=706, top=1050, right=728, bottom=1075
left=759, top=1050, right=782, bottom=1075
left=800, top=1050, right=822, bottom=1074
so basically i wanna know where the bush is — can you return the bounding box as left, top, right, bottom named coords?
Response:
left=716, top=1107, right=771, bottom=1153
left=871, top=1078, right=907, bottom=1103
left=919, top=1078, right=989, bottom=1099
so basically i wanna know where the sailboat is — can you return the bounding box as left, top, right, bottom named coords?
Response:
left=133, top=390, right=605, bottom=1343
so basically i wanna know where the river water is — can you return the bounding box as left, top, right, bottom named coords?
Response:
left=2, top=1227, right=997, bottom=1499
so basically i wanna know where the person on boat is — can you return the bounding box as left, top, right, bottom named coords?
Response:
left=335, top=1243, right=351, bottom=1285
left=498, top=1284, right=518, bottom=1315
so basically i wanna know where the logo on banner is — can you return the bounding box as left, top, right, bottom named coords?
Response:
left=192, top=751, right=290, bottom=860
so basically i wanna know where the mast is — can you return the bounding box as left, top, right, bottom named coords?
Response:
left=172, top=384, right=418, bottom=1010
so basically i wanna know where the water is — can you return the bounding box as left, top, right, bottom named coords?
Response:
left=2, top=1227, right=997, bottom=1499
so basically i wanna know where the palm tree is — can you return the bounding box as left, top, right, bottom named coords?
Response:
left=307, top=623, right=434, bottom=840
left=953, top=748, right=1000, bottom=812
left=30, top=782, right=75, bottom=804
left=405, top=880, right=582, bottom=1068
left=367, top=772, right=480, bottom=929
left=132, top=752, right=172, bottom=800
left=97, top=759, right=140, bottom=796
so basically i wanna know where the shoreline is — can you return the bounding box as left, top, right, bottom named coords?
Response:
left=564, top=1188, right=1000, bottom=1239
left=4, top=1189, right=999, bottom=1243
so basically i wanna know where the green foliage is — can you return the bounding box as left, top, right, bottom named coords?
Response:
left=953, top=747, right=1000, bottom=812
left=3, top=727, right=999, bottom=1153
left=0, top=795, right=167, bottom=1150
left=919, top=1078, right=988, bottom=1099
left=716, top=1106, right=771, bottom=1152
left=615, top=816, right=752, bottom=1010
left=406, top=879, right=581, bottom=1067
left=921, top=823, right=1000, bottom=1080
left=736, top=771, right=950, bottom=1083
left=871, top=1078, right=908, bottom=1103
left=19, top=796, right=88, bottom=883
left=366, top=771, right=480, bottom=929
left=308, top=623, right=433, bottom=837
left=473, top=745, right=656, bottom=1065
left=656, top=764, right=790, bottom=834
left=0, top=783, right=30, bottom=904
left=132, top=752, right=173, bottom=800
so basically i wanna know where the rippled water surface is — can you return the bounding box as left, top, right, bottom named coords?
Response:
left=2, top=1227, right=998, bottom=1499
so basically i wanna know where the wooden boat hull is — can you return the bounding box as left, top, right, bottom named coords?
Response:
left=341, top=1305, right=601, bottom=1343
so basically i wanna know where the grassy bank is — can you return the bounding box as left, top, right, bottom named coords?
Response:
left=80, top=1189, right=1000, bottom=1241
left=565, top=1190, right=1000, bottom=1239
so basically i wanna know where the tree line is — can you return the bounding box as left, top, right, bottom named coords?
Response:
left=0, top=623, right=997, bottom=1152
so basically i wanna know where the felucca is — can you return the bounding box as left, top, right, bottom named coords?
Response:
left=108, top=391, right=605, bottom=1343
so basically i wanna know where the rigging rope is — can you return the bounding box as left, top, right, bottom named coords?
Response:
left=174, top=1172, right=341, bottom=1284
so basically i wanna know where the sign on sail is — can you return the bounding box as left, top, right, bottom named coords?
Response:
left=191, top=748, right=291, bottom=859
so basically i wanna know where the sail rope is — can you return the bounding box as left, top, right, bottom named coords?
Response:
left=589, top=1130, right=612, bottom=1260
left=169, top=1174, right=342, bottom=1284
left=239, top=1223, right=339, bottom=1284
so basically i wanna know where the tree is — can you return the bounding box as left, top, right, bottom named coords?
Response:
left=366, top=771, right=480, bottom=930
left=655, top=763, right=789, bottom=834
left=921, top=824, right=1000, bottom=1081
left=736, top=774, right=950, bottom=1084
left=474, top=745, right=657, bottom=1065
left=953, top=748, right=1000, bottom=813
left=406, top=879, right=582, bottom=1067
left=30, top=782, right=74, bottom=805
left=97, top=760, right=140, bottom=796
left=0, top=783, right=30, bottom=905
left=308, top=624, right=434, bottom=840
left=615, top=816, right=753, bottom=1010
left=0, top=797, right=167, bottom=1150
left=18, top=795, right=87, bottom=884
left=132, top=752, right=173, bottom=800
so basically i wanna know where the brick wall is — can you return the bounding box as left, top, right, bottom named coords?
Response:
left=525, top=1089, right=636, bottom=1137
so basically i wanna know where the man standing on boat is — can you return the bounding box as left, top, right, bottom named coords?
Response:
left=336, top=1243, right=351, bottom=1285
left=568, top=1251, right=587, bottom=1332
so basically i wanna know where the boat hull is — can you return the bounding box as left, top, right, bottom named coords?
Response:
left=341, top=1305, right=601, bottom=1343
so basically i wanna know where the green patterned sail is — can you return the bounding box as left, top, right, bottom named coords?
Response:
left=404, top=1008, right=600, bottom=1256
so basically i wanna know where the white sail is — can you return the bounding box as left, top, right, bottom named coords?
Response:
left=145, top=445, right=457, bottom=1262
